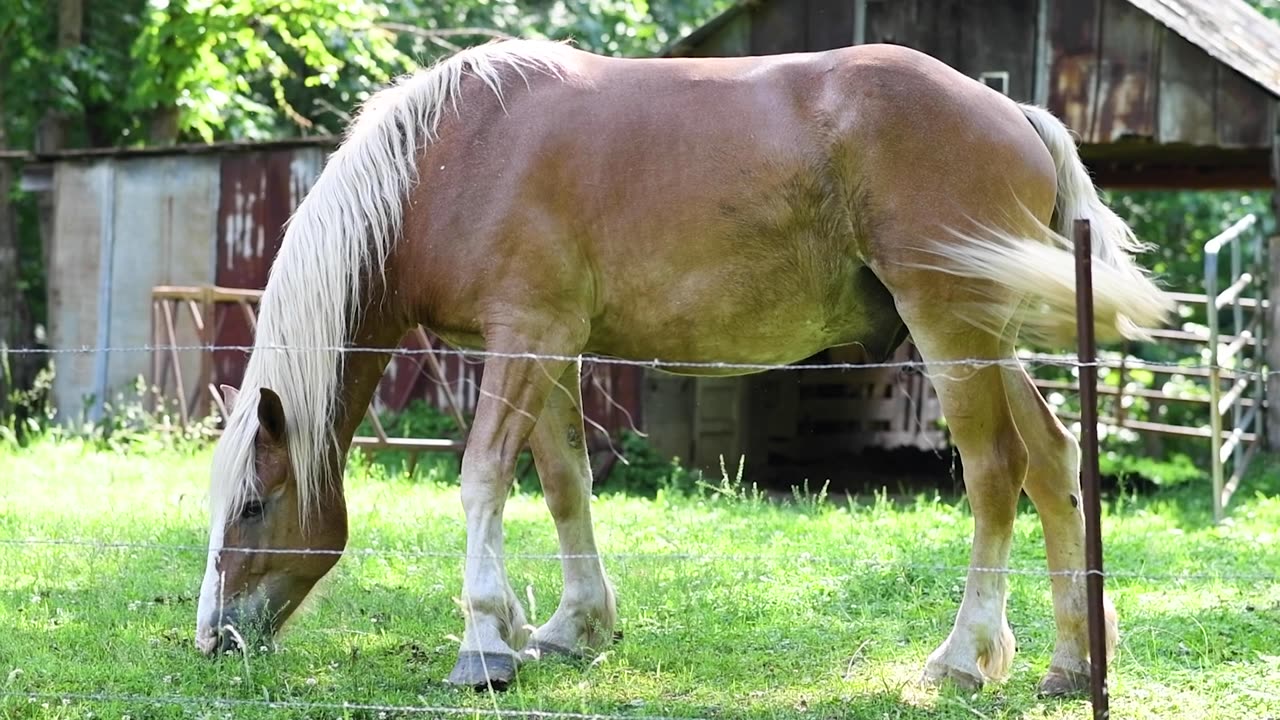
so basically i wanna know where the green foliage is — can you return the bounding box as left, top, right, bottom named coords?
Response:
left=1101, top=450, right=1206, bottom=488
left=0, top=356, right=55, bottom=447
left=1111, top=190, right=1275, bottom=296
left=1250, top=0, right=1280, bottom=20
left=1, top=0, right=733, bottom=149
left=127, top=0, right=412, bottom=142
left=598, top=429, right=702, bottom=495
left=82, top=375, right=222, bottom=453
left=389, top=0, right=730, bottom=59
left=0, top=1, right=58, bottom=146
left=351, top=399, right=465, bottom=481
left=0, top=367, right=221, bottom=455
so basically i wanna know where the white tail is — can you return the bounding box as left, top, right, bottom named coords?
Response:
left=918, top=105, right=1173, bottom=346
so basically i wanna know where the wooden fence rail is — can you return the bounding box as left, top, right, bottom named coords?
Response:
left=150, top=285, right=466, bottom=465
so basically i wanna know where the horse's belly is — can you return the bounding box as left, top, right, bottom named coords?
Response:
left=586, top=263, right=906, bottom=376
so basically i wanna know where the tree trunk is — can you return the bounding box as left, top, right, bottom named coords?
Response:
left=149, top=107, right=181, bottom=146
left=35, top=0, right=84, bottom=152
left=8, top=0, right=84, bottom=420
left=0, top=70, right=29, bottom=413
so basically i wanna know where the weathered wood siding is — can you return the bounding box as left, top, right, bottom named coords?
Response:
left=1047, top=0, right=1272, bottom=148
left=680, top=0, right=1276, bottom=153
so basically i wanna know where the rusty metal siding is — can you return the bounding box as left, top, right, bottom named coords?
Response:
left=582, top=365, right=645, bottom=442
left=1047, top=0, right=1275, bottom=149
left=1048, top=0, right=1102, bottom=140
left=1094, top=0, right=1161, bottom=142
left=1216, top=66, right=1273, bottom=148
left=212, top=148, right=325, bottom=390
left=376, top=333, right=483, bottom=417
left=1157, top=30, right=1218, bottom=145
left=1126, top=0, right=1280, bottom=99
left=864, top=0, right=965, bottom=68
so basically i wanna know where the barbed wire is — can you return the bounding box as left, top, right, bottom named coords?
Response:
left=0, top=690, right=707, bottom=720
left=1, top=341, right=1267, bottom=378
left=2, top=537, right=1276, bottom=583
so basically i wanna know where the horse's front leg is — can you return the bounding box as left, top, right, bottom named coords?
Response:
left=523, top=362, right=616, bottom=659
left=446, top=342, right=574, bottom=690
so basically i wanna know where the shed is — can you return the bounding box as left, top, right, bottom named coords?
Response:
left=647, top=0, right=1280, bottom=483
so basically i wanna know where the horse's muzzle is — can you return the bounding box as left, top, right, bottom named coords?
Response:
left=196, top=603, right=272, bottom=657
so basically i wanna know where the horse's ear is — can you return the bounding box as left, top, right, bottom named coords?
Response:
left=257, top=388, right=287, bottom=446
left=220, top=384, right=239, bottom=412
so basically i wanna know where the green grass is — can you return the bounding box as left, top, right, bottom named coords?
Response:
left=2, top=440, right=1279, bottom=719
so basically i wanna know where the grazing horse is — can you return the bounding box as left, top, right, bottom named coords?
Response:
left=195, top=39, right=1170, bottom=695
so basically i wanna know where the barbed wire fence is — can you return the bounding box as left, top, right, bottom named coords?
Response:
left=2, top=325, right=1277, bottom=716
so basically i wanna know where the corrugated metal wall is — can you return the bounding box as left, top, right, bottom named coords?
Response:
left=49, top=158, right=218, bottom=420
left=213, top=149, right=325, bottom=391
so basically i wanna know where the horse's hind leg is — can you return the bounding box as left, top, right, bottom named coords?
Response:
left=522, top=362, right=617, bottom=659
left=1005, top=365, right=1117, bottom=695
left=896, top=304, right=1027, bottom=690
left=445, top=328, right=580, bottom=690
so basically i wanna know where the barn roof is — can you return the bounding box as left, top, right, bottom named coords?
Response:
left=662, top=0, right=1280, bottom=100
left=1129, top=0, right=1280, bottom=99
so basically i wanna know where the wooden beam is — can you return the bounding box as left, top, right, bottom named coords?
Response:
left=1268, top=234, right=1280, bottom=450
left=1268, top=120, right=1280, bottom=449
left=1085, top=157, right=1274, bottom=189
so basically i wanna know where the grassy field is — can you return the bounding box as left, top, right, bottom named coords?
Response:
left=2, top=438, right=1279, bottom=719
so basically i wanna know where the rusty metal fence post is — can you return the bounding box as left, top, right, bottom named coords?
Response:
left=1074, top=219, right=1109, bottom=720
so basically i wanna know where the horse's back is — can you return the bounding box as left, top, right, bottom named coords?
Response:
left=409, top=41, right=1052, bottom=367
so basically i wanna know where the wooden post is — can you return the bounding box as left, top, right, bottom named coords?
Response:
left=1268, top=234, right=1280, bottom=450
left=1114, top=345, right=1128, bottom=429
left=1268, top=128, right=1280, bottom=450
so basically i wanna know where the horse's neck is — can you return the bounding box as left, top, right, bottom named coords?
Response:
left=330, top=318, right=409, bottom=463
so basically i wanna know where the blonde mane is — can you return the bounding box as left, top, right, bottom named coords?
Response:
left=210, top=40, right=568, bottom=529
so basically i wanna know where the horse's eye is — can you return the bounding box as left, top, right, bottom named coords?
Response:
left=240, top=500, right=265, bottom=520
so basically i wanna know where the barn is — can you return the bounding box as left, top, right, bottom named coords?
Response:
left=21, top=0, right=1280, bottom=488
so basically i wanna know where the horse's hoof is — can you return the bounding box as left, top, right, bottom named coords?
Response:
left=445, top=652, right=518, bottom=691
left=921, top=665, right=985, bottom=692
left=1037, top=666, right=1091, bottom=697
left=521, top=640, right=582, bottom=662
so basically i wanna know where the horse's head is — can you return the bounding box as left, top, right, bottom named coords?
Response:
left=195, top=384, right=347, bottom=656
